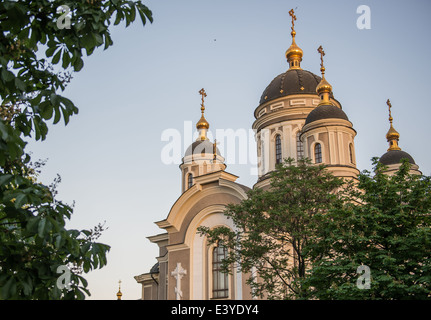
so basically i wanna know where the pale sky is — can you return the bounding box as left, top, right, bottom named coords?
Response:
left=27, top=0, right=431, bottom=299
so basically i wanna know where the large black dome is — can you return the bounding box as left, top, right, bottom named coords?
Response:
left=184, top=140, right=221, bottom=157
left=259, top=69, right=321, bottom=105
left=304, top=104, right=349, bottom=125
left=379, top=150, right=415, bottom=166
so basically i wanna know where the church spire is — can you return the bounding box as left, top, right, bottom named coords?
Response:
left=385, top=99, right=401, bottom=151
left=285, top=9, right=303, bottom=70
left=116, top=280, right=122, bottom=300
left=316, top=45, right=333, bottom=106
left=196, top=88, right=210, bottom=141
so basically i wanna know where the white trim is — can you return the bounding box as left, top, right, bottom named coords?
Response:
left=269, top=101, right=284, bottom=110
left=289, top=99, right=306, bottom=106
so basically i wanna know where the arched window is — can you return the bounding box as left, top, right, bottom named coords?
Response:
left=349, top=143, right=354, bottom=164
left=187, top=173, right=193, bottom=188
left=296, top=132, right=304, bottom=160
left=212, top=245, right=228, bottom=299
left=275, top=134, right=282, bottom=165
left=314, top=143, right=322, bottom=164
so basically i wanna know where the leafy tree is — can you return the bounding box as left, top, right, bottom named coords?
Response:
left=302, top=159, right=431, bottom=300
left=198, top=158, right=347, bottom=299
left=0, top=0, right=153, bottom=299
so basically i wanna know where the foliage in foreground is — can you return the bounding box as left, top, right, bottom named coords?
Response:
left=1, top=0, right=153, bottom=299
left=200, top=158, right=431, bottom=300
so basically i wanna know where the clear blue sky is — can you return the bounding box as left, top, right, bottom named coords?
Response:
left=27, top=0, right=431, bottom=299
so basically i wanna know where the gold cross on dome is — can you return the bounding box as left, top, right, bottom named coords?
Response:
left=317, top=45, right=325, bottom=70
left=387, top=99, right=393, bottom=122
left=289, top=9, right=296, bottom=32
left=199, top=88, right=207, bottom=111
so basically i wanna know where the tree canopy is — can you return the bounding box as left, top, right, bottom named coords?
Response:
left=199, top=158, right=348, bottom=299
left=303, top=159, right=431, bottom=299
left=0, top=0, right=152, bottom=299
left=199, top=158, right=431, bottom=300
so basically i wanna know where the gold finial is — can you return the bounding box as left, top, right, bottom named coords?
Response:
left=199, top=88, right=207, bottom=113
left=317, top=45, right=325, bottom=75
left=285, top=9, right=303, bottom=70
left=196, top=88, right=210, bottom=140
left=116, top=280, right=122, bottom=300
left=289, top=9, right=296, bottom=35
left=387, top=99, right=393, bottom=123
left=386, top=99, right=401, bottom=151
left=316, top=45, right=333, bottom=105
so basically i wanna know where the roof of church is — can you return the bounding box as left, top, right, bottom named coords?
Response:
left=259, top=69, right=322, bottom=105
left=304, top=104, right=349, bottom=125
left=184, top=140, right=221, bottom=157
left=379, top=150, right=416, bottom=166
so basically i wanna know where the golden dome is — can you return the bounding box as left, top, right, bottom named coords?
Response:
left=285, top=31, right=303, bottom=64
left=316, top=71, right=332, bottom=95
left=386, top=124, right=400, bottom=141
left=196, top=112, right=209, bottom=130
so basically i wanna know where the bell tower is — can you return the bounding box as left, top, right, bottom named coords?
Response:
left=180, top=88, right=226, bottom=193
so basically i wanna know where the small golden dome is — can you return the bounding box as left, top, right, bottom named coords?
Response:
left=285, top=32, right=304, bottom=61
left=386, top=124, right=400, bottom=141
left=316, top=73, right=332, bottom=95
left=196, top=112, right=209, bottom=130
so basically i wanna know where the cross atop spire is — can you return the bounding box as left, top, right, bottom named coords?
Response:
left=199, top=88, right=207, bottom=113
left=116, top=280, right=122, bottom=300
left=317, top=45, right=325, bottom=74
left=387, top=99, right=393, bottom=123
left=385, top=99, right=401, bottom=151
left=196, top=88, right=210, bottom=139
left=289, top=9, right=297, bottom=35
left=285, top=8, right=303, bottom=70
left=316, top=45, right=333, bottom=105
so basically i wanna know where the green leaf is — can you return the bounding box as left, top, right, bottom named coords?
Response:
left=26, top=216, right=40, bottom=234
left=38, top=217, right=47, bottom=237
left=14, top=193, right=27, bottom=208
left=52, top=49, right=62, bottom=65
left=1, top=276, right=17, bottom=299
left=73, top=57, right=84, bottom=72
left=53, top=105, right=62, bottom=124
left=62, top=50, right=70, bottom=69
left=1, top=68, right=15, bottom=82
left=14, top=77, right=26, bottom=91
left=0, top=174, right=13, bottom=186
left=46, top=46, right=57, bottom=57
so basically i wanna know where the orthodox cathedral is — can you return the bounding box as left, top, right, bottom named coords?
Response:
left=134, top=10, right=421, bottom=300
